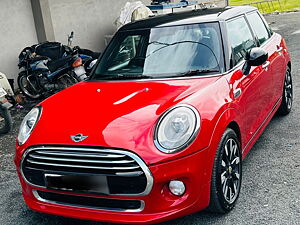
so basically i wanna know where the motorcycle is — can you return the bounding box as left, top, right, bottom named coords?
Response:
left=0, top=72, right=13, bottom=134
left=76, top=47, right=100, bottom=75
left=67, top=32, right=101, bottom=76
left=17, top=45, right=83, bottom=99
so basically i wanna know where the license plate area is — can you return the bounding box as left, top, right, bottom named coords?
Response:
left=0, top=87, right=7, bottom=98
left=45, top=174, right=109, bottom=194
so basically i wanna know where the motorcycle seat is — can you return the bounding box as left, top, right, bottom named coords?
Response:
left=78, top=48, right=101, bottom=59
left=30, top=56, right=49, bottom=63
left=47, top=56, right=72, bottom=72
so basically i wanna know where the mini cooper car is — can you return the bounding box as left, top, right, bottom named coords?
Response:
left=15, top=6, right=292, bottom=224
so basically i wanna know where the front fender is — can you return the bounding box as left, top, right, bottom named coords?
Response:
left=201, top=106, right=242, bottom=183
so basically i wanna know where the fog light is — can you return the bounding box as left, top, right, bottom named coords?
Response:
left=169, top=180, right=185, bottom=196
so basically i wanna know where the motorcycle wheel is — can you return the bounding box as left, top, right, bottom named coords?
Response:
left=0, top=107, right=12, bottom=134
left=18, top=73, right=42, bottom=99
left=56, top=73, right=78, bottom=90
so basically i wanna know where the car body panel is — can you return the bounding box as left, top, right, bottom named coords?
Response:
left=18, top=76, right=232, bottom=165
left=15, top=6, right=292, bottom=224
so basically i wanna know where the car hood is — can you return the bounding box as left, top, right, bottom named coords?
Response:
left=29, top=78, right=221, bottom=164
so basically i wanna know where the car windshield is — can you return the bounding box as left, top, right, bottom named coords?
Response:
left=93, top=22, right=224, bottom=80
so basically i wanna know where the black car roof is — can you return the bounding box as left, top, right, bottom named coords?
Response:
left=119, top=6, right=257, bottom=31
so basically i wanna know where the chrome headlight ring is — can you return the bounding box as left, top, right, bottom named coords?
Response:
left=17, top=105, right=42, bottom=146
left=154, top=104, right=200, bottom=153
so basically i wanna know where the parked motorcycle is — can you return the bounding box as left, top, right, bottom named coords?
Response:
left=67, top=31, right=101, bottom=76
left=17, top=45, right=82, bottom=99
left=0, top=72, right=13, bottom=134
left=77, top=47, right=100, bottom=75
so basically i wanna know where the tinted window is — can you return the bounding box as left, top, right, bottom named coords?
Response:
left=106, top=35, right=141, bottom=70
left=94, top=23, right=224, bottom=79
left=247, top=12, right=270, bottom=45
left=227, top=16, right=256, bottom=67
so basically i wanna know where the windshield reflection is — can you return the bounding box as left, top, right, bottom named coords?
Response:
left=95, top=23, right=224, bottom=79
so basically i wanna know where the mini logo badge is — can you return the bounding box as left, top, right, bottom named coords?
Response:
left=71, top=134, right=88, bottom=143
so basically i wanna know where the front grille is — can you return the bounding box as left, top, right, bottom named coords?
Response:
left=21, top=146, right=153, bottom=196
left=33, top=190, right=144, bottom=212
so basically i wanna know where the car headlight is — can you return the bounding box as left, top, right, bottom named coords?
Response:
left=154, top=104, right=200, bottom=153
left=18, top=106, right=42, bottom=145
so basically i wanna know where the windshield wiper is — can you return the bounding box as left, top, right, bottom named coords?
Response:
left=99, top=74, right=152, bottom=80
left=146, top=41, right=221, bottom=73
left=177, top=69, right=219, bottom=77
left=148, top=41, right=170, bottom=46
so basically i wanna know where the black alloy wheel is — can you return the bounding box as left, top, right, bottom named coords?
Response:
left=208, top=128, right=242, bottom=213
left=278, top=67, right=293, bottom=115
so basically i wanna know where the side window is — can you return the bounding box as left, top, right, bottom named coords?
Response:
left=226, top=16, right=256, bottom=67
left=247, top=12, right=270, bottom=45
left=108, top=35, right=141, bottom=70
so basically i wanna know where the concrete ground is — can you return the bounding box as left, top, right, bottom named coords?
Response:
left=0, top=12, right=299, bottom=225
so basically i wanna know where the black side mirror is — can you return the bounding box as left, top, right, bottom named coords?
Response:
left=242, top=47, right=268, bottom=75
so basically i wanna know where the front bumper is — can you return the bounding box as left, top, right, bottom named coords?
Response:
left=15, top=146, right=212, bottom=224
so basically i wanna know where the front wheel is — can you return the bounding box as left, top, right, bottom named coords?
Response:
left=208, top=128, right=242, bottom=213
left=278, top=67, right=293, bottom=115
left=17, top=73, right=42, bottom=99
left=0, top=107, right=12, bottom=134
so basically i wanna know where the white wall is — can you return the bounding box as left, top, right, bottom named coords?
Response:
left=49, top=0, right=151, bottom=52
left=0, top=0, right=38, bottom=80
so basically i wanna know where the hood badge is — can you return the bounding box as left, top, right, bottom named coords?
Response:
left=71, top=134, right=88, bottom=143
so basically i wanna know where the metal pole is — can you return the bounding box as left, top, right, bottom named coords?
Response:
left=225, top=0, right=229, bottom=6
left=31, top=0, right=55, bottom=42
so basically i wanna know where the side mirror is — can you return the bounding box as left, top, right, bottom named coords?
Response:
left=242, top=47, right=268, bottom=75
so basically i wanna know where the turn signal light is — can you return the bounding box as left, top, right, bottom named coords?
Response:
left=72, top=57, right=83, bottom=68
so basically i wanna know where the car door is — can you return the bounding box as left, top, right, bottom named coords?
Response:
left=226, top=15, right=272, bottom=145
left=246, top=11, right=286, bottom=112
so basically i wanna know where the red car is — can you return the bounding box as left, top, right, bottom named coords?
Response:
left=15, top=6, right=292, bottom=224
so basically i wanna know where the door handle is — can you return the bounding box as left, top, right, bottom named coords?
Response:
left=262, top=61, right=270, bottom=69
left=276, top=47, right=283, bottom=53
left=233, top=88, right=242, bottom=99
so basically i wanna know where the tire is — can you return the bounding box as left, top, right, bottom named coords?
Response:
left=17, top=73, right=42, bottom=99
left=208, top=128, right=242, bottom=213
left=0, top=107, right=12, bottom=134
left=278, top=67, right=293, bottom=115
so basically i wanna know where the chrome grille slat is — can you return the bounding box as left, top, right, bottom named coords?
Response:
left=116, top=171, right=143, bottom=176
left=24, top=166, right=143, bottom=177
left=21, top=146, right=153, bottom=196
left=27, top=159, right=140, bottom=170
left=35, top=151, right=126, bottom=158
left=29, top=154, right=135, bottom=164
left=33, top=190, right=145, bottom=212
left=35, top=147, right=128, bottom=154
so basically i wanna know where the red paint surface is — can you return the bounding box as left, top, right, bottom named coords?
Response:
left=15, top=33, right=291, bottom=224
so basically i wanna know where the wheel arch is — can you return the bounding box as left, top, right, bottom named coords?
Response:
left=209, top=107, right=242, bottom=150
left=205, top=107, right=243, bottom=174
left=227, top=121, right=241, bottom=147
